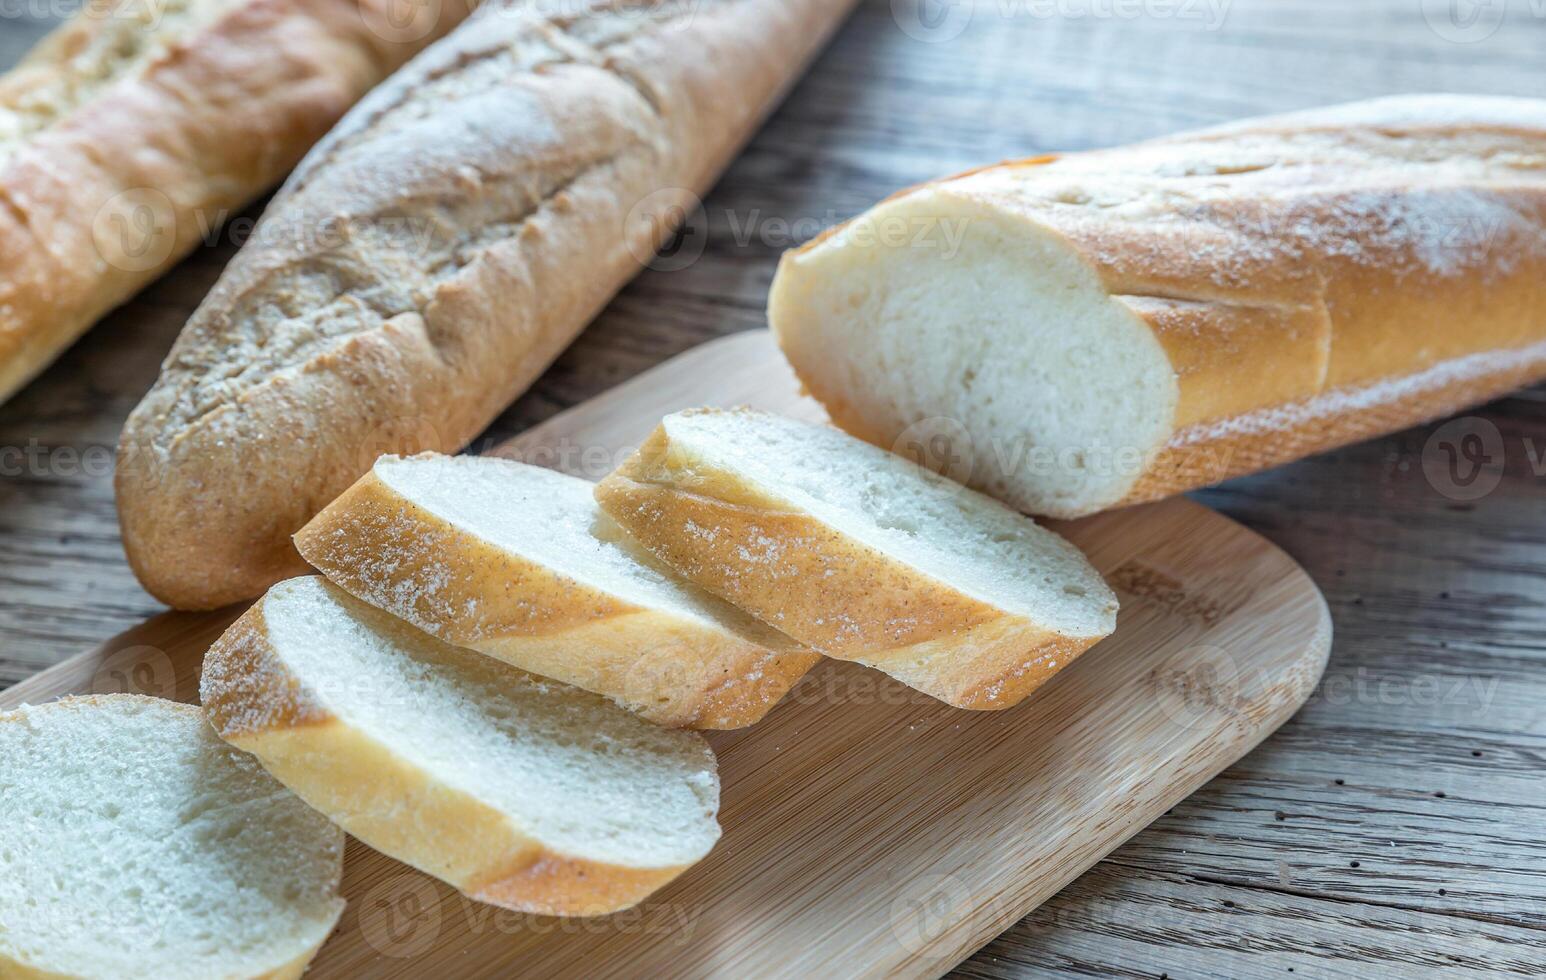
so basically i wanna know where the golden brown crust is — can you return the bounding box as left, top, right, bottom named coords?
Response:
left=293, top=463, right=818, bottom=728
left=0, top=0, right=468, bottom=405
left=1121, top=337, right=1546, bottom=506
left=595, top=422, right=1108, bottom=710
left=598, top=428, right=999, bottom=656
left=227, top=721, right=685, bottom=918
left=201, top=601, right=333, bottom=737
left=202, top=587, right=709, bottom=916
left=473, top=613, right=818, bottom=730
left=1115, top=295, right=1331, bottom=432
left=116, top=0, right=860, bottom=610
left=295, top=468, right=635, bottom=639
left=773, top=95, right=1546, bottom=517
left=469, top=851, right=694, bottom=920
left=865, top=615, right=1096, bottom=710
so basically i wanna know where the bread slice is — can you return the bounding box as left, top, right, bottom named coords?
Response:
left=293, top=453, right=818, bottom=729
left=201, top=576, right=721, bottom=917
left=0, top=694, right=345, bottom=979
left=595, top=409, right=1119, bottom=709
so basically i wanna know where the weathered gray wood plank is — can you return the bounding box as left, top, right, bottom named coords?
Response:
left=957, top=861, right=1545, bottom=978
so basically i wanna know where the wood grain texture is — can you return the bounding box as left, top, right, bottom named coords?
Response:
left=0, top=332, right=1331, bottom=977
left=0, top=0, right=1544, bottom=975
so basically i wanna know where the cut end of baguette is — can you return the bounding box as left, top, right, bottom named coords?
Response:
left=294, top=453, right=817, bottom=728
left=769, top=186, right=1179, bottom=518
left=201, top=576, right=722, bottom=916
left=596, top=408, right=1118, bottom=709
left=0, top=694, right=345, bottom=980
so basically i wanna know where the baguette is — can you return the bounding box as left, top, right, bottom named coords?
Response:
left=295, top=453, right=818, bottom=728
left=595, top=408, right=1118, bottom=710
left=201, top=575, right=722, bottom=917
left=0, top=694, right=345, bottom=980
left=769, top=94, right=1546, bottom=518
left=116, top=0, right=859, bottom=610
left=0, top=0, right=468, bottom=405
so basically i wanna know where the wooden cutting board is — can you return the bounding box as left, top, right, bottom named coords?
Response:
left=0, top=330, right=1331, bottom=979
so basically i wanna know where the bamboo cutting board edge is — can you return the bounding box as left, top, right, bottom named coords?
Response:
left=0, top=330, right=1332, bottom=979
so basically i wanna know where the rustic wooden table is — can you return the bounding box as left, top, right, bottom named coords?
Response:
left=1, top=0, right=1543, bottom=976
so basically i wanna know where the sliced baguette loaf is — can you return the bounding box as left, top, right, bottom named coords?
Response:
left=0, top=694, right=345, bottom=980
left=201, top=575, right=722, bottom=916
left=769, top=94, right=1546, bottom=518
left=294, top=453, right=818, bottom=729
left=595, top=409, right=1119, bottom=710
left=116, top=0, right=860, bottom=610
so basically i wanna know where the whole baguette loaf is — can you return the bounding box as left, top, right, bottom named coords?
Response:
left=117, top=0, right=858, bottom=610
left=769, top=95, right=1546, bottom=519
left=0, top=0, right=469, bottom=404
